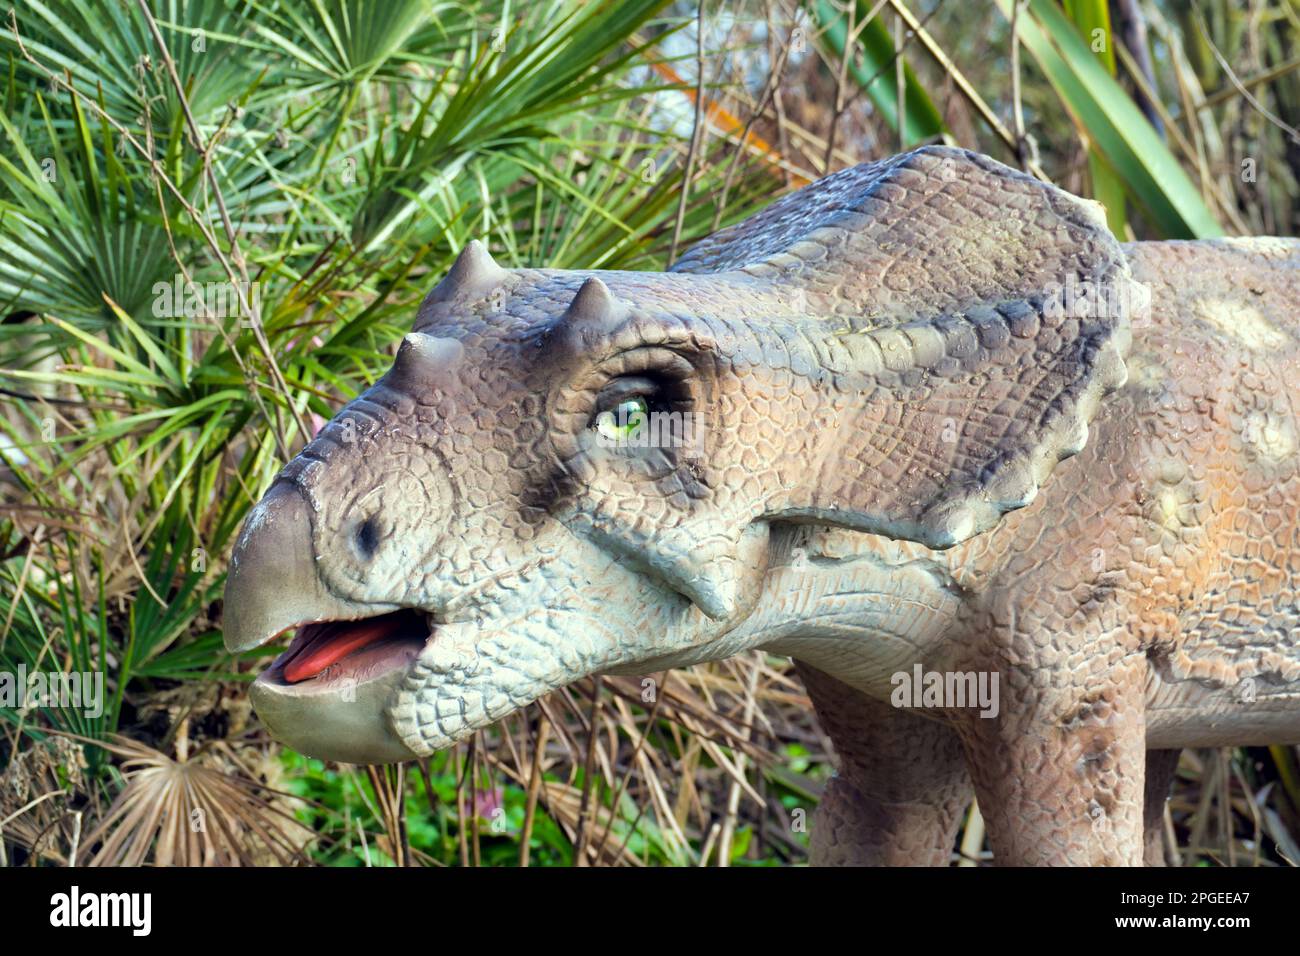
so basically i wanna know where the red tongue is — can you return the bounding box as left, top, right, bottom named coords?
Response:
left=282, top=615, right=409, bottom=684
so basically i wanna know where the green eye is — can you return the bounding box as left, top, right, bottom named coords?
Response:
left=595, top=396, right=648, bottom=442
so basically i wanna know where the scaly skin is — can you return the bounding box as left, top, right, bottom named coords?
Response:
left=222, top=146, right=1300, bottom=865
left=731, top=237, right=1300, bottom=864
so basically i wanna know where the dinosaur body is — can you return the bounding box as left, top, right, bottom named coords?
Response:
left=222, top=147, right=1300, bottom=865
left=725, top=237, right=1300, bottom=863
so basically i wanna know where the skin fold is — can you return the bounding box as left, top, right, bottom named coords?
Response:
left=222, top=146, right=1300, bottom=865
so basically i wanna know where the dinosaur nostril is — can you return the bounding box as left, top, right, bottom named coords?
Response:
left=354, top=515, right=382, bottom=560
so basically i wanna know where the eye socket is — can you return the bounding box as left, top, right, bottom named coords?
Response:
left=585, top=370, right=700, bottom=461
left=588, top=375, right=662, bottom=438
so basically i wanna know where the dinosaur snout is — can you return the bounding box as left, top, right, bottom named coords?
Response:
left=223, top=482, right=365, bottom=652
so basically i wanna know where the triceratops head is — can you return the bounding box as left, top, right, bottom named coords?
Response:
left=222, top=146, right=1134, bottom=763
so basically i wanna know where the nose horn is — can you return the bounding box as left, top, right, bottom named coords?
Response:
left=222, top=483, right=362, bottom=652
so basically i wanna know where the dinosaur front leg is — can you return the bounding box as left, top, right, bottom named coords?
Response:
left=1143, top=749, right=1181, bottom=866
left=954, top=655, right=1148, bottom=866
left=797, top=663, right=972, bottom=866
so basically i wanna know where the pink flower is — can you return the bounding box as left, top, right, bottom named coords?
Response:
left=472, top=787, right=504, bottom=821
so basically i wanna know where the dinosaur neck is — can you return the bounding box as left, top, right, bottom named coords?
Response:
left=719, top=526, right=971, bottom=700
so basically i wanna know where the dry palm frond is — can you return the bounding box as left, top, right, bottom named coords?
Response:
left=81, top=734, right=314, bottom=866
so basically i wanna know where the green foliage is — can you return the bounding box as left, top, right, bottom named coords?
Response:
left=809, top=0, right=945, bottom=148
left=1060, top=0, right=1128, bottom=236
left=281, top=751, right=573, bottom=866
left=996, top=0, right=1223, bottom=238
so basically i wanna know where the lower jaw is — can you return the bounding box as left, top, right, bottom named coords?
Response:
left=250, top=634, right=426, bottom=765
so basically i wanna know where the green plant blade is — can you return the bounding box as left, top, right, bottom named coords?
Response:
left=1062, top=0, right=1127, bottom=237
left=996, top=0, right=1222, bottom=238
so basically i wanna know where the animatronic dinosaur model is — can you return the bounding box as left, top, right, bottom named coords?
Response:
left=223, top=146, right=1300, bottom=865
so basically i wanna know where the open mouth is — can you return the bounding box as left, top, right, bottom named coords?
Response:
left=267, top=609, right=431, bottom=686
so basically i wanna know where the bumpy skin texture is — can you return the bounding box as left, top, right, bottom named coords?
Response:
left=223, top=145, right=1300, bottom=865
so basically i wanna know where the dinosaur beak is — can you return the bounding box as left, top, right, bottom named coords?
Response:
left=223, top=481, right=425, bottom=764
left=222, top=482, right=364, bottom=653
